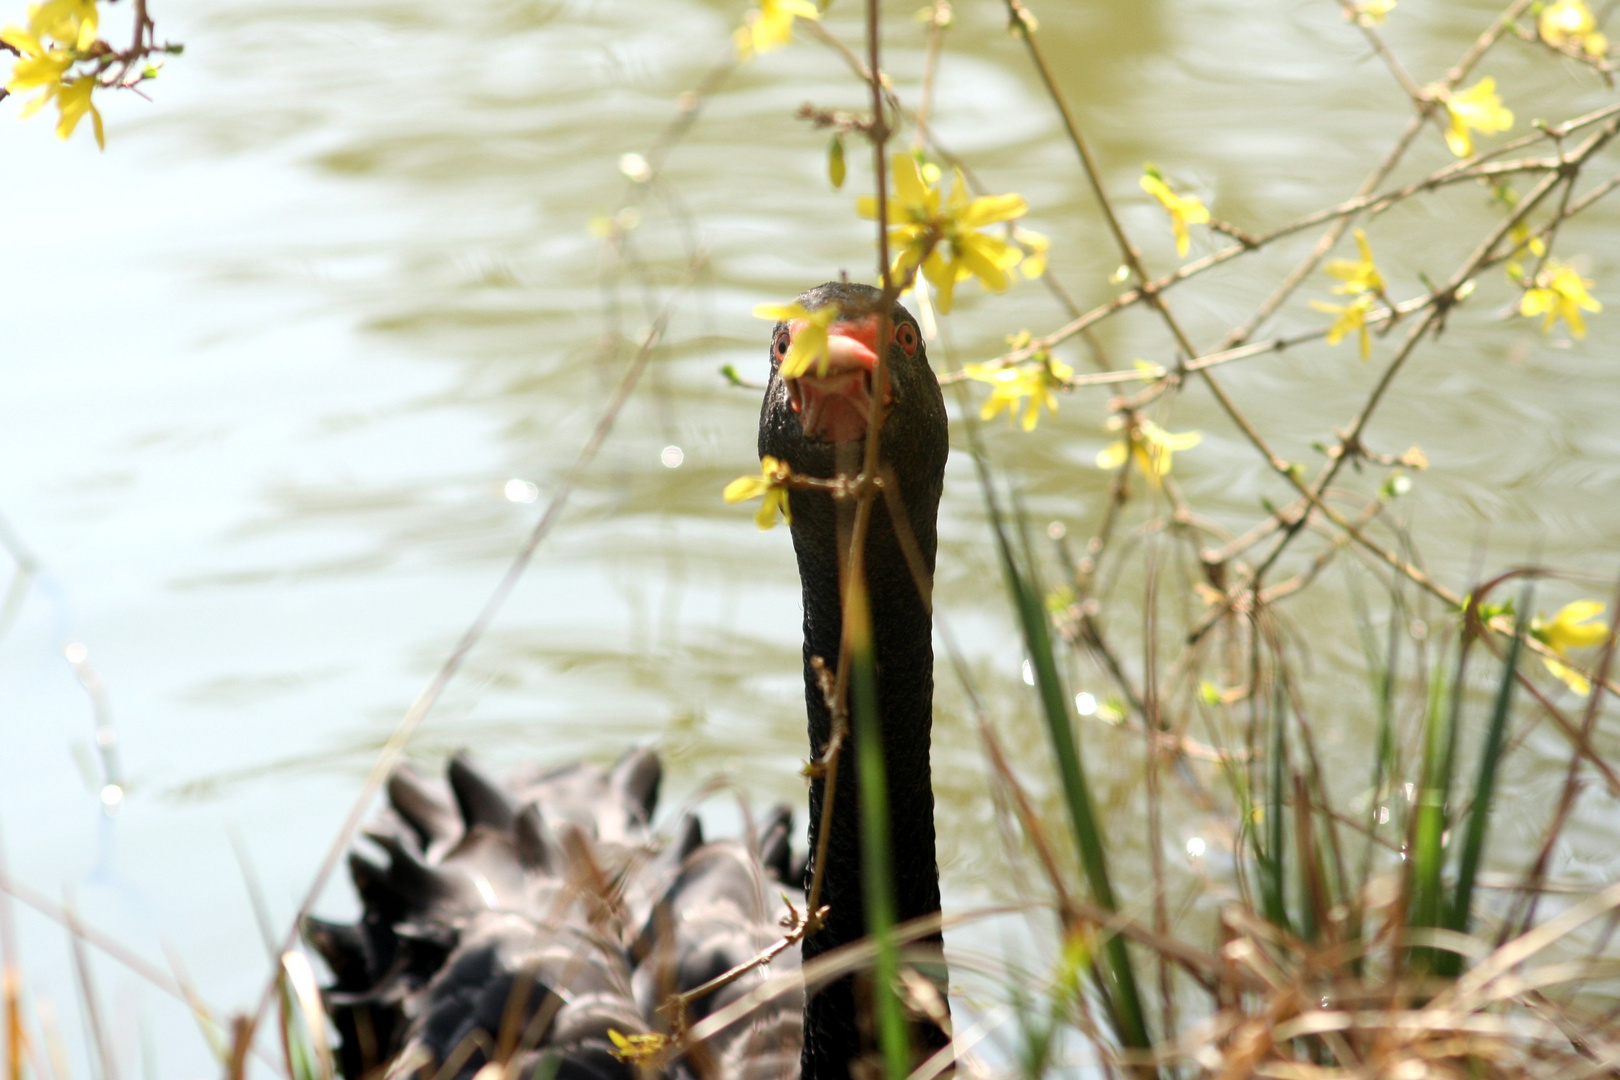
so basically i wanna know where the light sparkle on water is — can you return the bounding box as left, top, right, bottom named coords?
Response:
left=504, top=479, right=539, bottom=503
left=661, top=445, right=684, bottom=468
left=618, top=152, right=651, bottom=182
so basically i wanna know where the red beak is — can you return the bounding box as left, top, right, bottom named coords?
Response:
left=785, top=317, right=890, bottom=443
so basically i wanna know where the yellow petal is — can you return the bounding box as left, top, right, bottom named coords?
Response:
left=15, top=81, right=56, bottom=117
left=1549, top=600, right=1608, bottom=649
left=54, top=75, right=96, bottom=143
left=1159, top=429, right=1202, bottom=452
left=1140, top=174, right=1175, bottom=208
left=929, top=254, right=957, bottom=314
left=756, top=487, right=790, bottom=529
left=1095, top=441, right=1128, bottom=469
left=724, top=476, right=769, bottom=503
left=0, top=25, right=44, bottom=56
left=1543, top=657, right=1591, bottom=696
left=956, top=192, right=1028, bottom=230
left=1520, top=288, right=1554, bottom=318
left=892, top=153, right=929, bottom=211
left=1564, top=304, right=1587, bottom=338
left=1445, top=114, right=1472, bottom=158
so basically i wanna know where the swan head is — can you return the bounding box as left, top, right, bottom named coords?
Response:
left=757, top=281, right=947, bottom=492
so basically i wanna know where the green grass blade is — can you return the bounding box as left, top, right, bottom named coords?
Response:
left=948, top=364, right=1151, bottom=1061
left=1256, top=680, right=1290, bottom=933
left=992, top=507, right=1152, bottom=1056
left=1445, top=595, right=1530, bottom=948
left=1408, top=639, right=1464, bottom=972
left=1367, top=595, right=1402, bottom=838
left=847, top=576, right=909, bottom=1080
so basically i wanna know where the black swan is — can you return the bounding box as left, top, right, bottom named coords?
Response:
left=305, top=282, right=951, bottom=1080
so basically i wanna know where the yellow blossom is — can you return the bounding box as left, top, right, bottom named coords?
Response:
left=1531, top=600, right=1609, bottom=695
left=1, top=26, right=70, bottom=95
left=1014, top=226, right=1049, bottom=280
left=1326, top=229, right=1383, bottom=295
left=1, top=25, right=102, bottom=146
left=52, top=75, right=102, bottom=146
left=1540, top=0, right=1607, bottom=57
left=723, top=455, right=794, bottom=530
left=1519, top=260, right=1601, bottom=338
left=607, top=1029, right=670, bottom=1065
left=753, top=300, right=838, bottom=378
left=735, top=0, right=819, bottom=58
left=1351, top=0, right=1396, bottom=25
left=856, top=154, right=1027, bottom=314
left=1311, top=293, right=1377, bottom=360
left=965, top=347, right=1073, bottom=431
left=29, top=0, right=98, bottom=50
left=1504, top=221, right=1547, bottom=281
left=1438, top=77, right=1513, bottom=158
left=1096, top=419, right=1201, bottom=485
left=1140, top=170, right=1209, bottom=257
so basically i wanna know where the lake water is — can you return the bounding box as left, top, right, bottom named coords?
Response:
left=3, top=0, right=1618, bottom=1074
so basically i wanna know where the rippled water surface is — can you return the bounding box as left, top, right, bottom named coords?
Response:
left=4, top=0, right=1619, bottom=1073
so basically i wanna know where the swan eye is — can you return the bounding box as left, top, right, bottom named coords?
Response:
left=773, top=330, right=790, bottom=363
left=894, top=321, right=919, bottom=355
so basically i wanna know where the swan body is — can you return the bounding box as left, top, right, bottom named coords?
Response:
left=310, top=283, right=949, bottom=1080
left=307, top=750, right=802, bottom=1080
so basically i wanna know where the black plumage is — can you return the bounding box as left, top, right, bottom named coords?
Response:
left=309, top=283, right=950, bottom=1080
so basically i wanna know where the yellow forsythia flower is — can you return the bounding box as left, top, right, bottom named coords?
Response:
left=1504, top=221, right=1547, bottom=281
left=1327, top=229, right=1384, bottom=295
left=1014, top=226, right=1049, bottom=280
left=1, top=26, right=70, bottom=94
left=1519, top=261, right=1601, bottom=338
left=29, top=0, right=98, bottom=50
left=856, top=154, right=1028, bottom=314
left=1532, top=600, right=1610, bottom=695
left=735, top=0, right=819, bottom=58
left=1140, top=170, right=1209, bottom=257
left=965, top=344, right=1073, bottom=432
left=723, top=455, right=794, bottom=530
left=753, top=300, right=838, bottom=379
left=53, top=75, right=102, bottom=145
left=1351, top=0, right=1396, bottom=26
left=0, top=25, right=102, bottom=147
left=606, top=1029, right=670, bottom=1065
left=1540, top=0, right=1607, bottom=57
left=1096, top=419, right=1200, bottom=485
left=1311, top=293, right=1377, bottom=360
left=1438, top=77, right=1513, bottom=158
